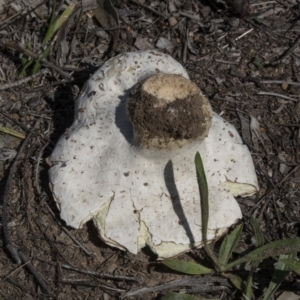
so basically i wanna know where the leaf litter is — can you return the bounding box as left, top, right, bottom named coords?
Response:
left=0, top=0, right=300, bottom=299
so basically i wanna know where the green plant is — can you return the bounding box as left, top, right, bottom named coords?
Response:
left=162, top=152, right=300, bottom=300
left=0, top=125, right=25, bottom=139
left=20, top=0, right=75, bottom=77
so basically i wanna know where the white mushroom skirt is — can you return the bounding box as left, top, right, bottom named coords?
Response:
left=49, top=50, right=259, bottom=259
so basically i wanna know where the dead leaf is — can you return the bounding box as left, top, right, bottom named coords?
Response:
left=276, top=291, right=300, bottom=300
left=93, top=0, right=119, bottom=51
left=250, top=115, right=264, bottom=147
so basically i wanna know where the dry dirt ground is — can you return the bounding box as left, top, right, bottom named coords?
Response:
left=0, top=0, right=300, bottom=299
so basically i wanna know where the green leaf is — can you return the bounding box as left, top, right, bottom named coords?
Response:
left=278, top=258, right=300, bottom=276
left=94, top=0, right=119, bottom=49
left=162, top=259, right=213, bottom=275
left=225, top=238, right=300, bottom=270
left=31, top=44, right=52, bottom=76
left=20, top=59, right=34, bottom=77
left=263, top=253, right=296, bottom=300
left=21, top=42, right=32, bottom=67
left=0, top=126, right=25, bottom=139
left=249, top=217, right=264, bottom=247
left=194, top=152, right=208, bottom=242
left=222, top=272, right=243, bottom=290
left=162, top=292, right=217, bottom=300
left=243, top=217, right=265, bottom=299
left=42, top=4, right=76, bottom=45
left=219, top=224, right=243, bottom=266
left=20, top=42, right=33, bottom=77
left=244, top=274, right=253, bottom=300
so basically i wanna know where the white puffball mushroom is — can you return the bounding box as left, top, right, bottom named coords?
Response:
left=49, top=50, right=259, bottom=259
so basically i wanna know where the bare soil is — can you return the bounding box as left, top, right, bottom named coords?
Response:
left=0, top=0, right=300, bottom=299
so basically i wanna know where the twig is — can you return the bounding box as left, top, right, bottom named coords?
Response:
left=4, top=276, right=36, bottom=296
left=251, top=165, right=300, bottom=215
left=24, top=79, right=70, bottom=93
left=257, top=91, right=299, bottom=102
left=0, top=69, right=50, bottom=91
left=0, top=112, right=29, bottom=134
left=274, top=0, right=291, bottom=8
left=127, top=0, right=167, bottom=18
left=60, top=279, right=125, bottom=292
left=42, top=200, right=92, bottom=256
left=120, top=276, right=229, bottom=298
left=18, top=251, right=52, bottom=294
left=2, top=126, right=36, bottom=264
left=2, top=40, right=73, bottom=80
left=35, top=142, right=50, bottom=195
left=178, top=11, right=201, bottom=22
left=0, top=0, right=47, bottom=30
left=1, top=260, right=32, bottom=282
left=61, top=264, right=140, bottom=282
left=270, top=32, right=300, bottom=66
left=244, top=80, right=300, bottom=87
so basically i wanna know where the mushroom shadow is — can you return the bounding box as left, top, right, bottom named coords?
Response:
left=164, top=160, right=195, bottom=246
left=115, top=89, right=134, bottom=144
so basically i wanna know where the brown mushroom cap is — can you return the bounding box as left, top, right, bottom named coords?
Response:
left=127, top=73, right=213, bottom=153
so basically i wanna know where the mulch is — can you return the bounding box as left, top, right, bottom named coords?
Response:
left=0, top=0, right=300, bottom=299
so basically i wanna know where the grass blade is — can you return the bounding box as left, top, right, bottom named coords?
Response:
left=249, top=217, right=265, bottom=246
left=162, top=259, right=213, bottom=275
left=278, top=258, right=300, bottom=276
left=43, top=4, right=76, bottom=45
left=244, top=273, right=253, bottom=300
left=194, top=152, right=219, bottom=268
left=222, top=272, right=243, bottom=290
left=225, top=238, right=300, bottom=270
left=20, top=42, right=33, bottom=77
left=219, top=224, right=243, bottom=266
left=0, top=126, right=25, bottom=139
left=243, top=217, right=265, bottom=299
left=31, top=44, right=52, bottom=76
left=263, top=253, right=296, bottom=300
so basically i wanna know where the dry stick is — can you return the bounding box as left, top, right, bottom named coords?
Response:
left=61, top=264, right=140, bottom=282
left=120, top=276, right=229, bottom=298
left=178, top=11, right=201, bottom=22
left=244, top=80, right=300, bottom=87
left=274, top=0, right=291, bottom=8
left=18, top=251, right=51, bottom=294
left=0, top=112, right=29, bottom=134
left=0, top=69, right=49, bottom=91
left=36, top=146, right=92, bottom=258
left=42, top=200, right=92, bottom=256
left=127, top=0, right=167, bottom=18
left=4, top=276, right=36, bottom=296
left=60, top=279, right=125, bottom=292
left=2, top=122, right=52, bottom=294
left=257, top=91, right=299, bottom=102
left=2, top=127, right=35, bottom=264
left=270, top=32, right=300, bottom=66
left=24, top=79, right=70, bottom=93
left=0, top=0, right=47, bottom=30
left=1, top=260, right=32, bottom=282
left=251, top=165, right=300, bottom=217
left=2, top=40, right=73, bottom=80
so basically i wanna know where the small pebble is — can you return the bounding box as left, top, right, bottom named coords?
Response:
left=168, top=16, right=177, bottom=26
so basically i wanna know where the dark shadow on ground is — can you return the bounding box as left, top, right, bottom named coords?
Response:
left=164, top=160, right=195, bottom=246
